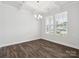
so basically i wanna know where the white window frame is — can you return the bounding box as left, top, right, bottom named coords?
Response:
left=55, top=11, right=68, bottom=35
left=45, top=16, right=54, bottom=34
left=45, top=11, right=68, bottom=36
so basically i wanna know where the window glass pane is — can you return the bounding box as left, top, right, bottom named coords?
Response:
left=55, top=11, right=68, bottom=35
left=45, top=16, right=54, bottom=33
left=45, top=17, right=49, bottom=25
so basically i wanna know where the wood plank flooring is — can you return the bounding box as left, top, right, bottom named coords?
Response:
left=0, top=39, right=79, bottom=58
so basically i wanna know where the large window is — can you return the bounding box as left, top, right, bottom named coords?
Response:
left=45, top=11, right=68, bottom=35
left=55, top=11, right=68, bottom=35
left=45, top=16, right=54, bottom=33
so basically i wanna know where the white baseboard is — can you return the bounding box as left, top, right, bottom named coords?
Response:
left=0, top=36, right=39, bottom=48
left=1, top=36, right=78, bottom=50
left=42, top=37, right=79, bottom=50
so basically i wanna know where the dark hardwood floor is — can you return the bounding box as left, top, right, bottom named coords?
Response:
left=0, top=39, right=79, bottom=58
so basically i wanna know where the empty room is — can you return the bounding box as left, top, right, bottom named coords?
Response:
left=0, top=1, right=79, bottom=58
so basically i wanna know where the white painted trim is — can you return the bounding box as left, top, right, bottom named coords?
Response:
left=1, top=36, right=79, bottom=50
left=42, top=37, right=79, bottom=49
left=0, top=36, right=39, bottom=48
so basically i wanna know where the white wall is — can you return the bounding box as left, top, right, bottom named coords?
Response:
left=0, top=2, right=79, bottom=49
left=41, top=2, right=79, bottom=49
left=0, top=5, right=39, bottom=47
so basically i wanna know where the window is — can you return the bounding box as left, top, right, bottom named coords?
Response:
left=45, top=11, right=68, bottom=36
left=55, top=11, right=68, bottom=35
left=45, top=16, right=54, bottom=33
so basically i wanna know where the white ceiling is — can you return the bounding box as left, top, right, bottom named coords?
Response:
left=0, top=1, right=23, bottom=9
left=24, top=1, right=58, bottom=13
left=0, top=1, right=74, bottom=14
